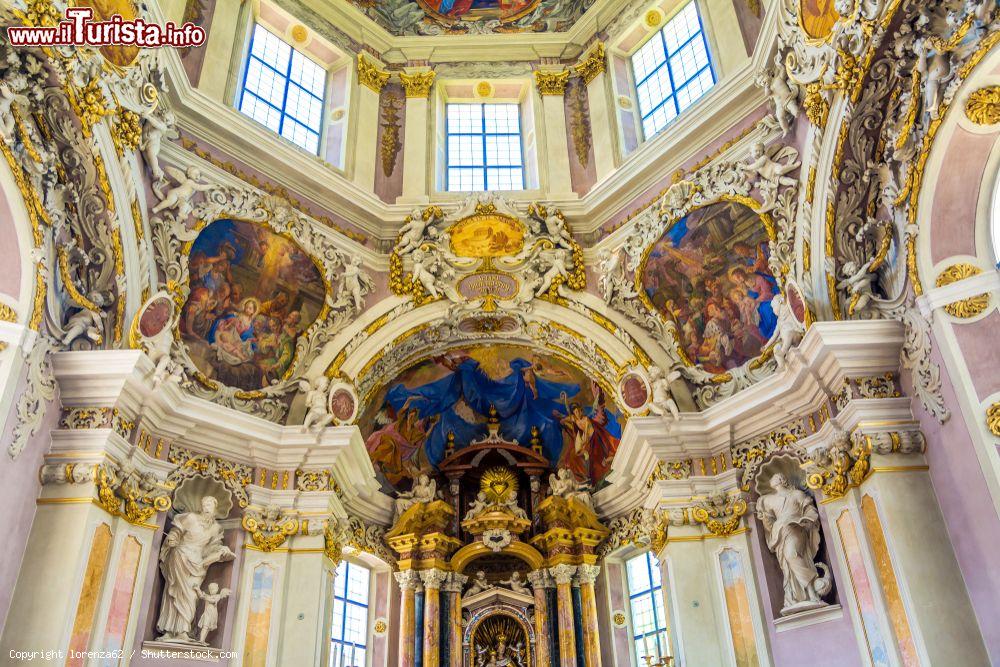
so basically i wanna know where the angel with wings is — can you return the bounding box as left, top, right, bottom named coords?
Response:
left=152, top=166, right=213, bottom=218
left=342, top=256, right=374, bottom=312
left=741, top=142, right=801, bottom=212
left=299, top=376, right=332, bottom=432
left=140, top=108, right=178, bottom=182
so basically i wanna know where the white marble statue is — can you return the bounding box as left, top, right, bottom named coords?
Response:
left=465, top=570, right=490, bottom=597
left=755, top=473, right=832, bottom=615
left=62, top=293, right=108, bottom=346
left=299, top=376, right=332, bottom=432
left=535, top=250, right=571, bottom=297
left=139, top=108, right=177, bottom=182
left=464, top=491, right=490, bottom=521
left=157, top=496, right=235, bottom=643
left=393, top=474, right=437, bottom=523
left=411, top=249, right=442, bottom=299
left=152, top=166, right=213, bottom=218
left=597, top=249, right=624, bottom=302
left=500, top=571, right=530, bottom=595
left=768, top=293, right=805, bottom=369
left=915, top=36, right=952, bottom=120
left=742, top=141, right=800, bottom=191
left=195, top=582, right=230, bottom=645
left=543, top=211, right=574, bottom=249
left=836, top=259, right=876, bottom=315
left=342, top=256, right=373, bottom=312
left=647, top=366, right=681, bottom=421
left=758, top=56, right=800, bottom=136
left=548, top=467, right=594, bottom=511
left=502, top=492, right=528, bottom=520
left=397, top=208, right=430, bottom=255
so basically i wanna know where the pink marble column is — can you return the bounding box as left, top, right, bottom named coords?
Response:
left=444, top=573, right=467, bottom=667
left=551, top=564, right=578, bottom=667
left=395, top=571, right=419, bottom=667
left=421, top=569, right=449, bottom=667
left=528, top=569, right=552, bottom=666
left=578, top=565, right=602, bottom=667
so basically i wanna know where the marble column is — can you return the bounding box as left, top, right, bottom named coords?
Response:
left=527, top=570, right=552, bottom=666
left=421, top=569, right=449, bottom=667
left=534, top=69, right=574, bottom=196
left=577, top=564, right=602, bottom=667
left=398, top=69, right=435, bottom=204
left=395, top=570, right=419, bottom=667
left=444, top=573, right=467, bottom=667
left=415, top=582, right=425, bottom=667
left=550, top=564, right=578, bottom=667
left=352, top=54, right=389, bottom=192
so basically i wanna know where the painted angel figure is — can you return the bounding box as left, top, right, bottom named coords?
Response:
left=768, top=293, right=806, bottom=369
left=195, top=582, right=230, bottom=645
left=139, top=108, right=178, bottom=182
left=647, top=365, right=681, bottom=421
left=299, top=376, right=333, bottom=432
left=342, top=256, right=373, bottom=312
left=152, top=166, right=213, bottom=218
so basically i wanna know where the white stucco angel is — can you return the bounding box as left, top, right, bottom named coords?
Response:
left=502, top=492, right=528, bottom=520
left=743, top=142, right=801, bottom=189
left=195, top=582, right=230, bottom=645
left=0, top=79, right=29, bottom=140
left=393, top=473, right=437, bottom=523
left=465, top=570, right=490, bottom=597
left=647, top=365, right=681, bottom=421
left=62, top=293, right=107, bottom=346
left=543, top=211, right=574, bottom=249
left=152, top=166, right=213, bottom=218
left=397, top=208, right=431, bottom=255
left=464, top=491, right=491, bottom=521
left=299, top=376, right=333, bottom=432
left=597, top=248, right=629, bottom=302
left=500, top=571, right=531, bottom=595
left=914, top=36, right=952, bottom=120
left=758, top=56, right=799, bottom=136
left=411, top=249, right=443, bottom=299
left=535, top=249, right=571, bottom=298
left=837, top=258, right=877, bottom=316
left=768, top=293, right=806, bottom=369
left=342, top=255, right=373, bottom=312
left=139, top=108, right=178, bottom=182
left=548, top=467, right=594, bottom=510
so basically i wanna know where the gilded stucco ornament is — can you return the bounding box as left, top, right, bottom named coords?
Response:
left=534, top=69, right=570, bottom=96
left=573, top=42, right=606, bottom=85
left=399, top=70, right=436, bottom=98
left=691, top=493, right=749, bottom=537
left=965, top=85, right=1000, bottom=124
left=357, top=54, right=390, bottom=93
left=935, top=263, right=990, bottom=318
left=166, top=446, right=253, bottom=508
left=242, top=504, right=300, bottom=552
left=987, top=403, right=1000, bottom=437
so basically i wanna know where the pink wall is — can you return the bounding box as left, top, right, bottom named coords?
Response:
left=930, top=126, right=994, bottom=264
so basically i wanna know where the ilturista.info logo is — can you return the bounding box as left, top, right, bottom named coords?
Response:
left=7, top=6, right=205, bottom=48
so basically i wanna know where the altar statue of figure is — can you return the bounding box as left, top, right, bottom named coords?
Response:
left=500, top=571, right=530, bottom=595
left=755, top=473, right=832, bottom=614
left=549, top=467, right=594, bottom=511
left=393, top=474, right=437, bottom=523
left=465, top=570, right=490, bottom=597
left=156, top=496, right=235, bottom=643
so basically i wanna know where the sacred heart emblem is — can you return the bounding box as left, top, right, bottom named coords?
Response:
left=480, top=467, right=518, bottom=503
left=488, top=479, right=511, bottom=499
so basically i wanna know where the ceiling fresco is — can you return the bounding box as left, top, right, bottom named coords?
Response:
left=639, top=201, right=778, bottom=375
left=179, top=219, right=326, bottom=390
left=361, top=346, right=623, bottom=493
left=349, top=0, right=596, bottom=36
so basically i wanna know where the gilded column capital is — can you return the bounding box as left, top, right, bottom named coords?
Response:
left=534, top=69, right=570, bottom=96
left=400, top=70, right=436, bottom=98
left=395, top=569, right=421, bottom=591
left=573, top=42, right=606, bottom=85
left=357, top=54, right=390, bottom=94
left=690, top=493, right=748, bottom=537
left=242, top=505, right=299, bottom=552
left=549, top=563, right=577, bottom=585
left=420, top=568, right=450, bottom=590
left=576, top=564, right=601, bottom=585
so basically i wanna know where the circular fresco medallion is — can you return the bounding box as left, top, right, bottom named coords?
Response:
left=784, top=278, right=808, bottom=326
left=619, top=372, right=649, bottom=411
left=639, top=200, right=779, bottom=375
left=138, top=296, right=173, bottom=338
left=415, top=0, right=542, bottom=25
left=799, top=0, right=839, bottom=41
left=328, top=386, right=358, bottom=424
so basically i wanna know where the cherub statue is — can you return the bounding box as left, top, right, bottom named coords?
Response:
left=464, top=491, right=490, bottom=521
left=768, top=293, right=805, bottom=369
left=500, top=571, right=531, bottom=595
left=194, top=582, right=230, bottom=645
left=502, top=492, right=528, bottom=520
left=341, top=256, right=373, bottom=312
left=548, top=468, right=594, bottom=510
left=146, top=329, right=180, bottom=388
left=139, top=108, right=178, bottom=182
left=393, top=474, right=437, bottom=523
left=758, top=55, right=800, bottom=136
left=647, top=365, right=681, bottom=421
left=0, top=80, right=29, bottom=140
left=152, top=166, right=213, bottom=218
left=742, top=141, right=801, bottom=188
left=597, top=248, right=626, bottom=302
left=411, top=249, right=442, bottom=299
left=465, top=570, right=490, bottom=597
left=837, top=259, right=877, bottom=316
left=535, top=250, right=571, bottom=297
left=397, top=208, right=430, bottom=255
left=62, top=293, right=107, bottom=346
left=914, top=36, right=952, bottom=120
left=543, top=211, right=574, bottom=249
left=298, top=376, right=332, bottom=432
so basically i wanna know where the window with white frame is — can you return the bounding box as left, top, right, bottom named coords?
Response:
left=631, top=1, right=715, bottom=140
left=626, top=551, right=669, bottom=662
left=446, top=103, right=525, bottom=192
left=330, top=560, right=371, bottom=667
left=239, top=24, right=326, bottom=154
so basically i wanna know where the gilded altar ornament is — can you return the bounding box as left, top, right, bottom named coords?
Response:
left=357, top=54, right=390, bottom=93
left=935, top=263, right=990, bottom=318
left=67, top=77, right=110, bottom=138
left=965, top=86, right=1000, bottom=125
left=481, top=467, right=519, bottom=504
left=574, top=42, right=606, bottom=85
left=691, top=494, right=748, bottom=537
left=400, top=70, right=436, bottom=98
left=645, top=9, right=662, bottom=27
left=242, top=506, right=299, bottom=552
left=987, top=403, right=1000, bottom=437
left=803, top=82, right=830, bottom=127
left=534, top=69, right=570, bottom=96
left=112, top=108, right=142, bottom=153
left=805, top=432, right=872, bottom=500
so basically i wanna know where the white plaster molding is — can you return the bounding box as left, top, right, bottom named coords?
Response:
left=916, top=269, right=1000, bottom=318
left=772, top=604, right=844, bottom=632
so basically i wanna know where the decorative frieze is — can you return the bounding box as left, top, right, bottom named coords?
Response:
left=60, top=407, right=136, bottom=439
left=296, top=468, right=335, bottom=492
left=645, top=459, right=692, bottom=487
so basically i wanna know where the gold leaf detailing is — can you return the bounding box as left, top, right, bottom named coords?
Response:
left=357, top=54, right=390, bottom=93
left=400, top=70, right=436, bottom=98
left=573, top=43, right=606, bottom=85
left=966, top=86, right=1000, bottom=125
left=987, top=403, right=1000, bottom=437
left=534, top=69, right=570, bottom=96
left=935, top=263, right=989, bottom=318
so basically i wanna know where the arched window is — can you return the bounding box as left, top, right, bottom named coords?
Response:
left=330, top=560, right=371, bottom=667
left=626, top=551, right=669, bottom=662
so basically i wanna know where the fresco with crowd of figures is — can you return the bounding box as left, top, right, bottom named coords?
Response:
left=349, top=0, right=595, bottom=35
left=361, top=347, right=623, bottom=493
left=640, top=201, right=779, bottom=375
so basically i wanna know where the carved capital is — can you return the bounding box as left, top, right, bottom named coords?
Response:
left=357, top=54, right=390, bottom=94
left=395, top=570, right=420, bottom=591
left=443, top=572, right=468, bottom=594
left=420, top=568, right=450, bottom=590
left=691, top=493, right=748, bottom=537
left=534, top=69, right=570, bottom=96
left=574, top=43, right=606, bottom=85
left=400, top=70, right=436, bottom=98
left=242, top=505, right=299, bottom=552
left=576, top=564, right=601, bottom=585
left=526, top=569, right=551, bottom=591
left=549, top=563, right=577, bottom=585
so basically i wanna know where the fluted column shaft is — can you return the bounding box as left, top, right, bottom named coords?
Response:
left=444, top=573, right=467, bottom=667
left=395, top=571, right=419, bottom=667
left=421, top=569, right=449, bottom=667
left=528, top=569, right=552, bottom=666
left=550, top=564, right=578, bottom=667
left=577, top=565, right=602, bottom=667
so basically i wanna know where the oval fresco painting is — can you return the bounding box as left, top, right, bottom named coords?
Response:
left=641, top=201, right=778, bottom=375
left=800, top=0, right=839, bottom=41
left=416, top=0, right=542, bottom=24
left=180, top=219, right=325, bottom=390
left=360, top=346, right=623, bottom=493
left=77, top=0, right=141, bottom=67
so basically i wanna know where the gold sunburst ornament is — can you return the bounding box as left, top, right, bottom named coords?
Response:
left=481, top=467, right=518, bottom=504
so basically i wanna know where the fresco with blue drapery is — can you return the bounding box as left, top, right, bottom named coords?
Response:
left=362, top=348, right=623, bottom=493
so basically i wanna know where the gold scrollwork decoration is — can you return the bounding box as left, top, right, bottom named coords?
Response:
left=691, top=495, right=748, bottom=537
left=987, top=403, right=1000, bottom=437
left=399, top=71, right=436, bottom=98
left=574, top=43, right=606, bottom=85
left=357, top=54, right=390, bottom=93
left=534, top=69, right=570, bottom=96
left=965, top=86, right=1000, bottom=125
left=935, top=263, right=989, bottom=318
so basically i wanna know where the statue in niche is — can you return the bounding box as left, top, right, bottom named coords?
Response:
left=156, top=495, right=235, bottom=643
left=392, top=473, right=437, bottom=523
left=755, top=472, right=832, bottom=615
left=195, top=582, right=230, bottom=645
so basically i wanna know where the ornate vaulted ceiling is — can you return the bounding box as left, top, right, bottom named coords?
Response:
left=348, top=0, right=597, bottom=36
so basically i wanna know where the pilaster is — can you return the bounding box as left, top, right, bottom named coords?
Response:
left=527, top=569, right=552, bottom=667
left=550, top=563, right=578, bottom=667
left=395, top=570, right=419, bottom=667
left=574, top=43, right=616, bottom=181
left=420, top=568, right=449, bottom=667
left=352, top=54, right=390, bottom=192
left=398, top=69, right=435, bottom=204
left=534, top=68, right=574, bottom=197
left=577, top=564, right=602, bottom=667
